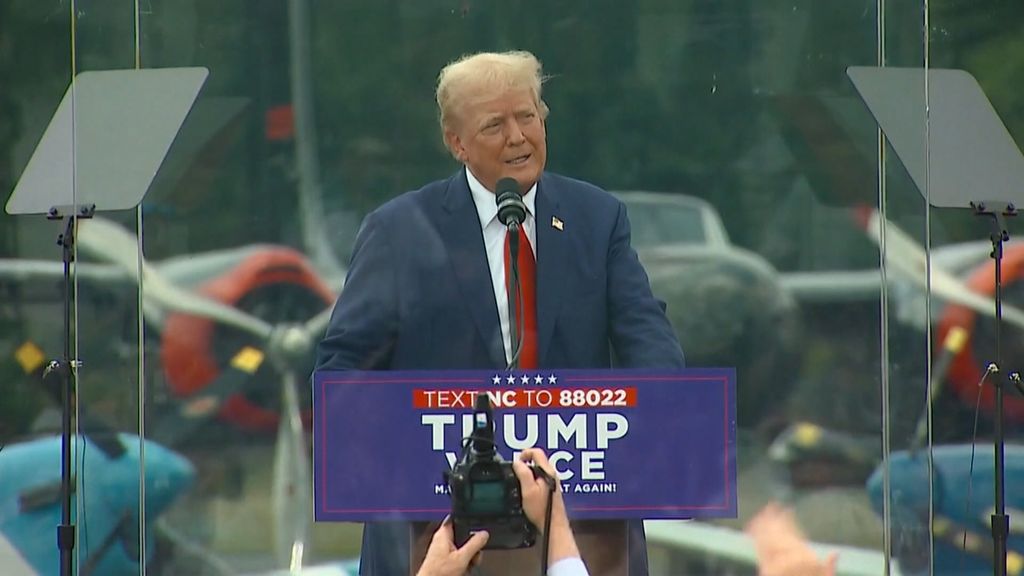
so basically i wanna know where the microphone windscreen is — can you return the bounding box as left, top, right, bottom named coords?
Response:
left=495, top=177, right=520, bottom=197
left=495, top=178, right=526, bottom=226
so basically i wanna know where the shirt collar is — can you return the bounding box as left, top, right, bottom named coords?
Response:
left=466, top=167, right=537, bottom=228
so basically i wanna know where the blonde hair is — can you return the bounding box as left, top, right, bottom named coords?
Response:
left=436, top=51, right=549, bottom=151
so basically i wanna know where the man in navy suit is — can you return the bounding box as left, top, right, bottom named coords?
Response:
left=316, top=50, right=684, bottom=575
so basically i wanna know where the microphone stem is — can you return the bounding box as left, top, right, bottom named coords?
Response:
left=507, top=222, right=522, bottom=370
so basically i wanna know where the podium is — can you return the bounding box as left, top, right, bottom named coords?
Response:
left=313, top=368, right=737, bottom=575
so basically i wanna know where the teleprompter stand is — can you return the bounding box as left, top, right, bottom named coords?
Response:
left=5, top=67, right=207, bottom=576
left=47, top=203, right=93, bottom=576
left=970, top=200, right=1024, bottom=574
left=849, top=66, right=1024, bottom=576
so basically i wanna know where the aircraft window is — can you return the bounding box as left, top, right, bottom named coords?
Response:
left=624, top=202, right=707, bottom=248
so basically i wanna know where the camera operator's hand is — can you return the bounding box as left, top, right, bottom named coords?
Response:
left=513, top=448, right=581, bottom=567
left=416, top=518, right=489, bottom=576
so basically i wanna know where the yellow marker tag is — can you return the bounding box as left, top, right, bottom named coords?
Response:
left=946, top=326, right=968, bottom=353
left=933, top=516, right=951, bottom=536
left=794, top=423, right=822, bottom=447
left=1008, top=552, right=1023, bottom=576
left=15, top=341, right=46, bottom=374
left=231, top=346, right=265, bottom=374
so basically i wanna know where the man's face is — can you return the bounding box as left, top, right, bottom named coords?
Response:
left=445, top=88, right=547, bottom=193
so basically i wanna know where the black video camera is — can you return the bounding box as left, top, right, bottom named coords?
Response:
left=445, top=393, right=540, bottom=549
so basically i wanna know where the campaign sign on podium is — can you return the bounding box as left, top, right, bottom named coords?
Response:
left=314, top=368, right=737, bottom=522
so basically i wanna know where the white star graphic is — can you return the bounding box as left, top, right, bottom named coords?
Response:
left=548, top=374, right=558, bottom=384
left=534, top=375, right=544, bottom=384
left=492, top=375, right=501, bottom=385
left=507, top=375, right=517, bottom=385
left=521, top=375, right=530, bottom=384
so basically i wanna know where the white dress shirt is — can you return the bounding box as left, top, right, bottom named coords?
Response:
left=466, top=168, right=537, bottom=367
left=548, top=557, right=590, bottom=576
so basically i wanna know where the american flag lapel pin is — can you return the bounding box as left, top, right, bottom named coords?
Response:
left=551, top=216, right=564, bottom=231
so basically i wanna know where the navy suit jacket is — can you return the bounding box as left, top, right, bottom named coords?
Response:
left=316, top=170, right=684, bottom=574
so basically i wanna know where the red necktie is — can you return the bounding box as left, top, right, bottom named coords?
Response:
left=504, top=226, right=538, bottom=369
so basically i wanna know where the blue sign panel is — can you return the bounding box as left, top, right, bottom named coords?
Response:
left=313, top=368, right=736, bottom=522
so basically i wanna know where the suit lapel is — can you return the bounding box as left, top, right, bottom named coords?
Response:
left=535, top=176, right=566, bottom=366
left=438, top=171, right=505, bottom=368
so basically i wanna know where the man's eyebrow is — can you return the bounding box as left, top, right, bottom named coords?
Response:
left=478, top=113, right=504, bottom=127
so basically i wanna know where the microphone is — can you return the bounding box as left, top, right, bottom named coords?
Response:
left=495, top=177, right=526, bottom=229
left=495, top=177, right=526, bottom=370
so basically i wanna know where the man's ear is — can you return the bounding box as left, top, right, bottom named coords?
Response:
left=444, top=130, right=466, bottom=162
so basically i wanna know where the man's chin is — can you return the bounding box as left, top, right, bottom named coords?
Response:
left=502, top=164, right=542, bottom=189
